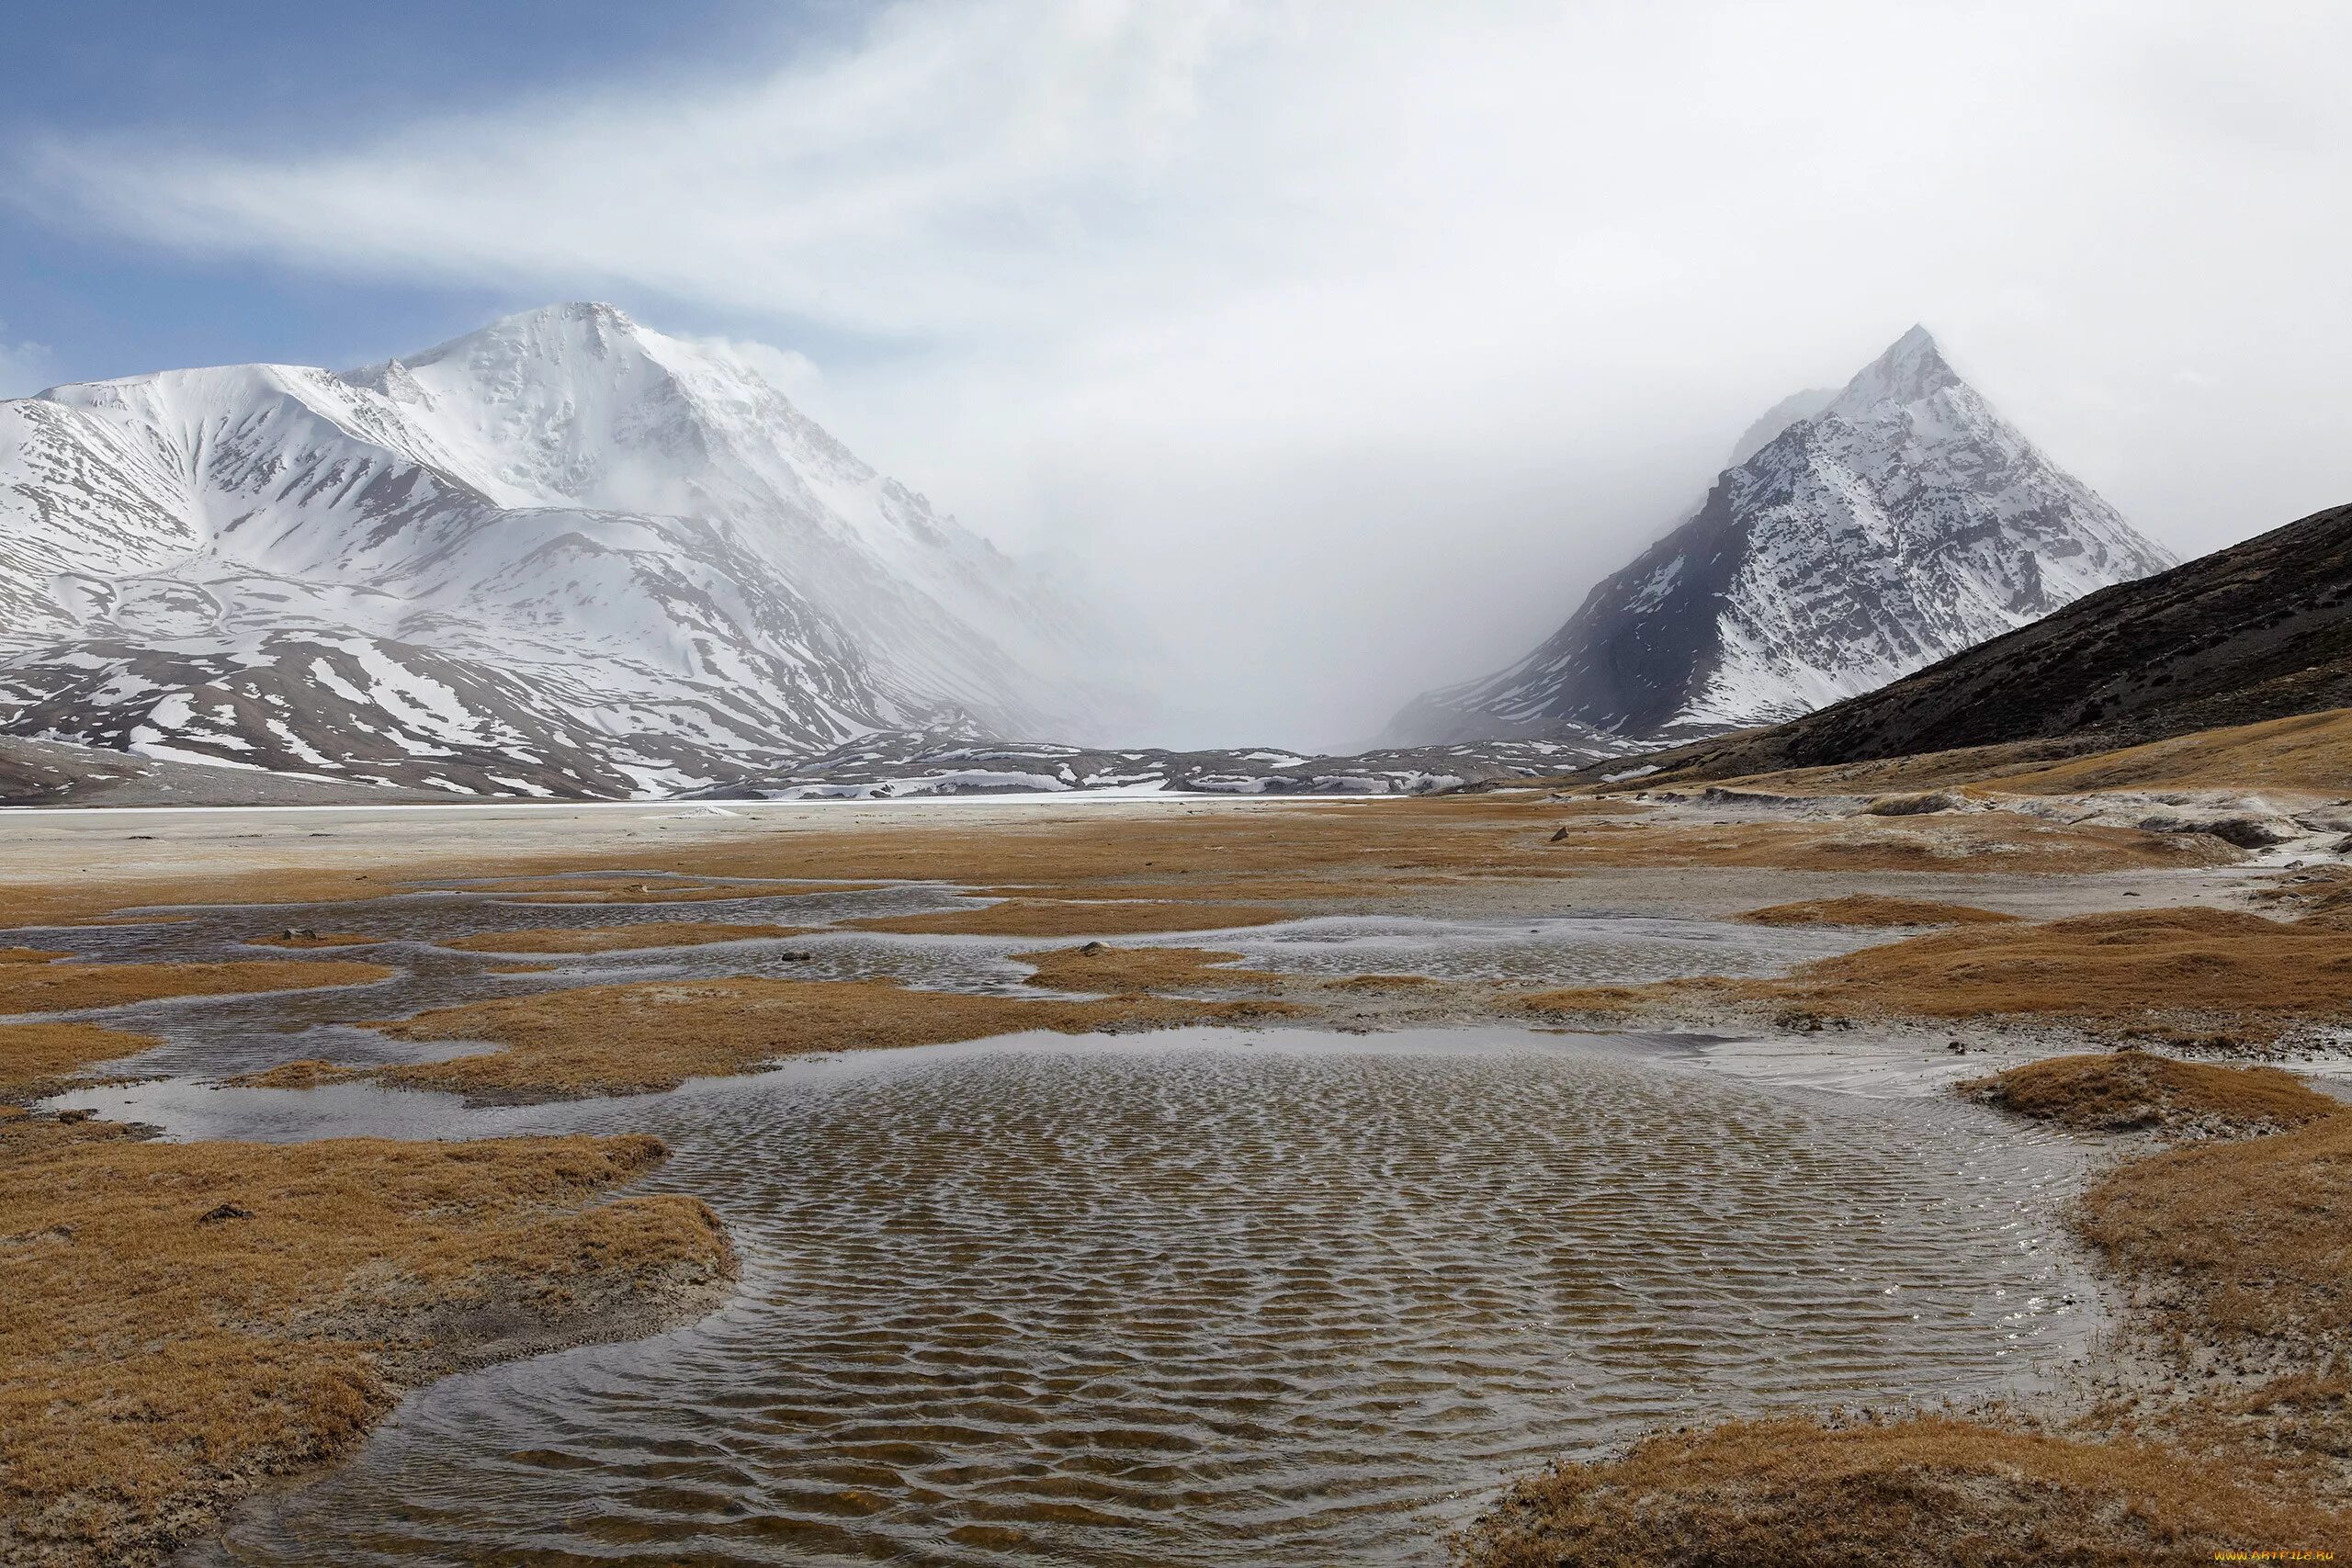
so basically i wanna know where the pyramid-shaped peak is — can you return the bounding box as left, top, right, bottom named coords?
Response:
left=1826, top=324, right=1962, bottom=419
left=1887, top=322, right=1939, bottom=355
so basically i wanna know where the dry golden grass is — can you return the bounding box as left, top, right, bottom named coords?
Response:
left=1983, top=708, right=2352, bottom=796
left=1323, top=973, right=1440, bottom=992
left=1452, top=1414, right=2346, bottom=1567
left=221, top=1059, right=364, bottom=1089
left=441, top=921, right=810, bottom=954
left=1737, top=894, right=2019, bottom=928
left=0, top=867, right=405, bottom=931
left=1526, top=908, right=2352, bottom=1045
left=1660, top=709, right=2352, bottom=801
left=847, top=899, right=1295, bottom=937
left=1970, top=1052, right=2342, bottom=1135
left=0, top=1104, right=141, bottom=1159
left=1570, top=816, right=2235, bottom=874
left=0, top=958, right=393, bottom=1018
left=2082, top=1112, right=2352, bottom=1339
left=1653, top=741, right=2093, bottom=799
left=1014, top=944, right=1279, bottom=995
left=243, top=931, right=381, bottom=950
left=0, top=795, right=2223, bottom=946
left=0, top=947, right=67, bottom=964
left=0, top=1023, right=159, bottom=1102
left=1784, top=908, right=2352, bottom=1038
left=0, top=1128, right=734, bottom=1568
left=2255, top=867, right=2352, bottom=928
left=368, top=976, right=1302, bottom=1101
left=2182, top=1373, right=2352, bottom=1497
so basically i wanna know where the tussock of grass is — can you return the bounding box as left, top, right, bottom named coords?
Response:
left=1451, top=1415, right=2346, bottom=1567
left=848, top=899, right=1294, bottom=937
left=0, top=959, right=393, bottom=1018
left=1014, top=944, right=1278, bottom=995
left=221, top=1059, right=364, bottom=1090
left=368, top=976, right=1301, bottom=1101
left=441, top=921, right=809, bottom=954
left=0, top=947, right=67, bottom=964
left=0, top=1022, right=159, bottom=1102
left=0, top=1128, right=734, bottom=1568
left=1323, top=973, right=1440, bottom=992
left=1737, top=895, right=2018, bottom=928
left=1970, top=1052, right=2341, bottom=1135
left=2081, top=1113, right=2352, bottom=1339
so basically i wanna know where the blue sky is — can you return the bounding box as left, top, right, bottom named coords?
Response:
left=4, top=2, right=2348, bottom=743
left=0, top=0, right=852, bottom=385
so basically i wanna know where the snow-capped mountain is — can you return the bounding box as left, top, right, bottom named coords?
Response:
left=1388, top=327, right=2173, bottom=746
left=0, top=303, right=1123, bottom=795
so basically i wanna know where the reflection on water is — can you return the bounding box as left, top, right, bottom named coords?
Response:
left=186, top=1030, right=2095, bottom=1568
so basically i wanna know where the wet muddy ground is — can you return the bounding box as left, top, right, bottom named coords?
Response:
left=8, top=871, right=2106, bottom=1566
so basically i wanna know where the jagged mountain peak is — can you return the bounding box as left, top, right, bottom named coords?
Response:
left=1824, top=323, right=1960, bottom=420
left=1388, top=330, right=2172, bottom=747
left=0, top=304, right=1134, bottom=796
left=357, top=301, right=657, bottom=374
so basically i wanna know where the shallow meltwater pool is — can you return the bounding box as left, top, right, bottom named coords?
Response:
left=166, top=1028, right=2097, bottom=1568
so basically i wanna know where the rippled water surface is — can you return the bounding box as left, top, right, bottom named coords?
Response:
left=179, top=1030, right=2093, bottom=1568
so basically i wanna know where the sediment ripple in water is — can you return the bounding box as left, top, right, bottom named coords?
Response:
left=194, top=1032, right=2092, bottom=1566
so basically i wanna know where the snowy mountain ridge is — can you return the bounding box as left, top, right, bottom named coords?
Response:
left=695, top=728, right=1624, bottom=801
left=1389, top=327, right=2173, bottom=746
left=0, top=303, right=1124, bottom=795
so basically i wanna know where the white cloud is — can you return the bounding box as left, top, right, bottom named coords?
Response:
left=707, top=338, right=823, bottom=403
left=0, top=329, right=51, bottom=397
left=15, top=0, right=2352, bottom=745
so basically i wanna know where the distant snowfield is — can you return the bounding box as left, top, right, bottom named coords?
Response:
left=0, top=789, right=1385, bottom=819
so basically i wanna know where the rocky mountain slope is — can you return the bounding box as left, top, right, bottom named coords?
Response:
left=1390, top=328, right=2172, bottom=746
left=1603, top=499, right=2352, bottom=785
left=0, top=303, right=1118, bottom=796
left=0, top=734, right=442, bottom=808
left=697, top=729, right=1619, bottom=799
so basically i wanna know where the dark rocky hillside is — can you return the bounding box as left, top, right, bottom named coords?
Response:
left=1613, top=500, right=2352, bottom=784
